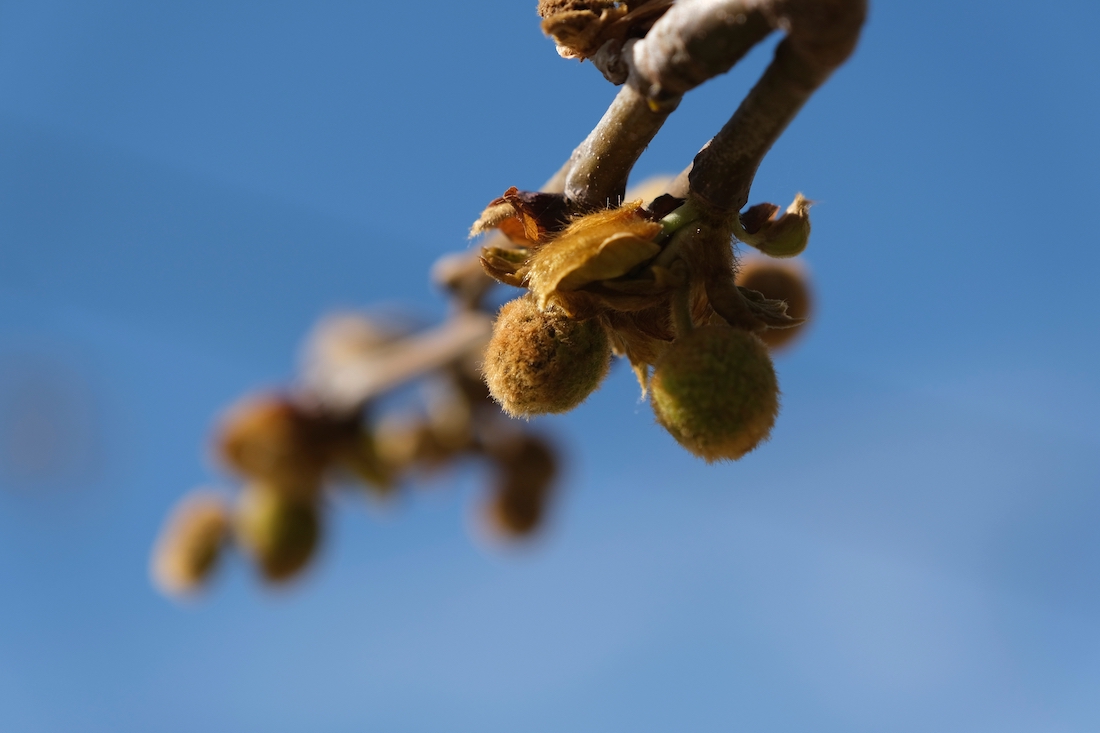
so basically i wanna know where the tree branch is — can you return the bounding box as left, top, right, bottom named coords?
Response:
left=563, top=83, right=677, bottom=209
left=651, top=0, right=867, bottom=213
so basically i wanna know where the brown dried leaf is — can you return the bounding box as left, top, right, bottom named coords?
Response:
left=527, top=202, right=662, bottom=308
left=555, top=232, right=661, bottom=290
left=470, top=187, right=572, bottom=244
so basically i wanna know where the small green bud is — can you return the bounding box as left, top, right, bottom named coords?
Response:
left=151, top=492, right=231, bottom=597
left=482, top=295, right=611, bottom=418
left=235, top=485, right=321, bottom=583
left=743, top=194, right=812, bottom=258
left=650, top=326, right=779, bottom=462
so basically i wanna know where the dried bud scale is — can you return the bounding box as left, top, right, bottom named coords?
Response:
left=482, top=295, right=611, bottom=418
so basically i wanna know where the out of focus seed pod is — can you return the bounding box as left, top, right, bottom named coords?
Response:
left=484, top=436, right=558, bottom=538
left=736, top=260, right=813, bottom=351
left=650, top=326, right=779, bottom=462
left=151, top=492, right=231, bottom=597
left=236, top=485, right=321, bottom=583
left=373, top=414, right=457, bottom=475
left=482, top=295, right=611, bottom=418
left=334, top=428, right=395, bottom=496
left=215, top=394, right=333, bottom=497
left=425, top=385, right=474, bottom=454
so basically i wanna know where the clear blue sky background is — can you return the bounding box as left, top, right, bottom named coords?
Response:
left=1, top=1, right=1099, bottom=731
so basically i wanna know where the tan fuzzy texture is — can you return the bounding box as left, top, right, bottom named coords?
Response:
left=151, top=493, right=230, bottom=596
left=236, top=485, right=320, bottom=583
left=483, top=295, right=611, bottom=418
left=736, top=261, right=813, bottom=351
left=650, top=326, right=779, bottom=462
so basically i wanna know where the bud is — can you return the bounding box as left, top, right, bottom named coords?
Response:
left=214, top=394, right=332, bottom=497
left=151, top=492, right=231, bottom=597
left=743, top=193, right=812, bottom=258
left=736, top=260, right=813, bottom=350
left=650, top=326, right=779, bottom=462
left=482, top=295, right=611, bottom=418
left=235, top=484, right=321, bottom=583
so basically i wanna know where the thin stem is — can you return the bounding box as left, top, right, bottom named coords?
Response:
left=644, top=0, right=867, bottom=214
left=301, top=311, right=494, bottom=413
left=564, top=84, right=678, bottom=209
left=628, top=0, right=773, bottom=100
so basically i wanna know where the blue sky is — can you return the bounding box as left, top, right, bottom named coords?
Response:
left=1, top=1, right=1099, bottom=731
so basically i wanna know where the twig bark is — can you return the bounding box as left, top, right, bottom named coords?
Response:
left=649, top=0, right=867, bottom=212
left=564, top=84, right=677, bottom=209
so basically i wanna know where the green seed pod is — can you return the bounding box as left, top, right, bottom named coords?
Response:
left=151, top=492, right=231, bottom=597
left=736, top=260, right=813, bottom=351
left=650, top=326, right=779, bottom=462
left=482, top=295, right=611, bottom=418
left=235, top=485, right=321, bottom=583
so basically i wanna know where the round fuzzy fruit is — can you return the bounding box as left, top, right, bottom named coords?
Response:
left=736, top=260, right=813, bottom=351
left=236, top=485, right=321, bottom=583
left=650, top=326, right=779, bottom=462
left=482, top=295, right=611, bottom=418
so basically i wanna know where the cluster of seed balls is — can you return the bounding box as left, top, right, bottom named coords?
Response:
left=152, top=375, right=559, bottom=597
left=482, top=258, right=811, bottom=462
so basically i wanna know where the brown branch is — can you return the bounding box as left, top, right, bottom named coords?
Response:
left=641, top=0, right=866, bottom=213
left=628, top=0, right=774, bottom=100
left=563, top=84, right=677, bottom=209
left=300, top=311, right=493, bottom=414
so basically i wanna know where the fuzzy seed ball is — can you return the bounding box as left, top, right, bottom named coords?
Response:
left=650, top=326, right=779, bottom=462
left=236, top=485, right=321, bottom=583
left=736, top=261, right=813, bottom=350
left=482, top=295, right=611, bottom=418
